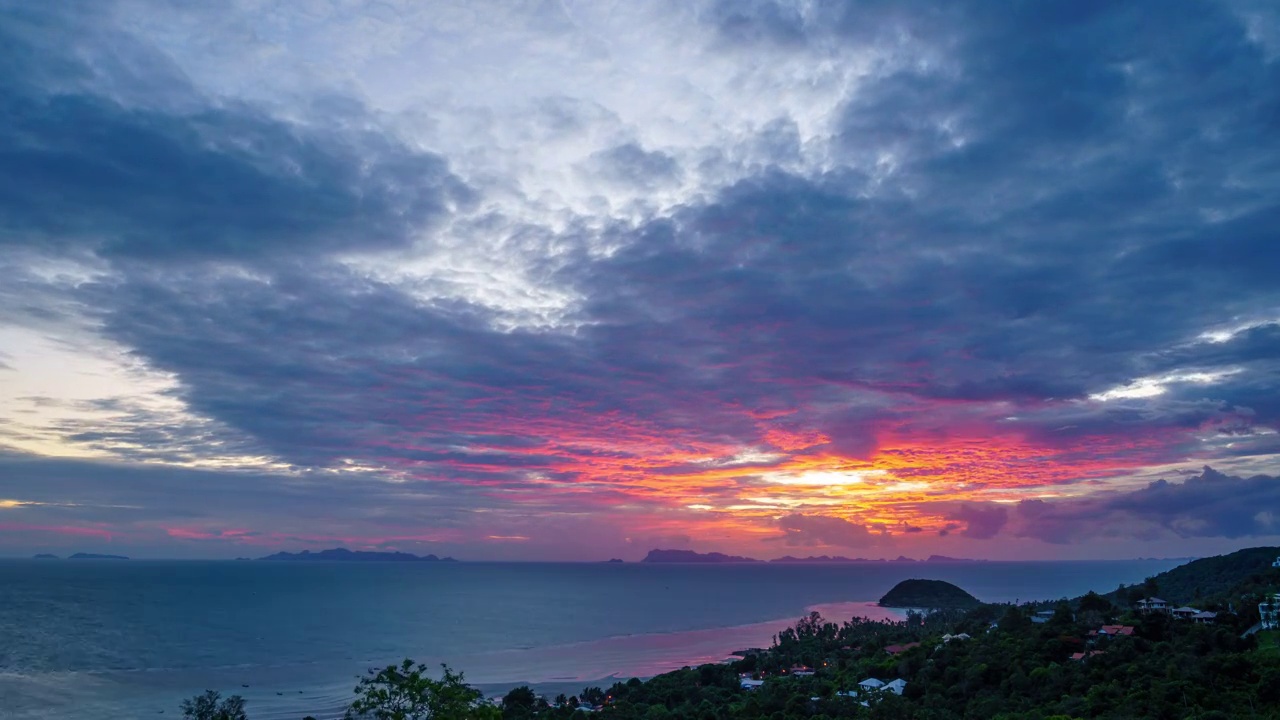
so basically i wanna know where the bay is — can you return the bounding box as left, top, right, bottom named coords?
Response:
left=0, top=559, right=1182, bottom=719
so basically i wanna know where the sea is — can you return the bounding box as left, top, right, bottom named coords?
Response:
left=0, top=558, right=1184, bottom=719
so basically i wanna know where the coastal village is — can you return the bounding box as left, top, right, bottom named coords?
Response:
left=507, top=551, right=1280, bottom=717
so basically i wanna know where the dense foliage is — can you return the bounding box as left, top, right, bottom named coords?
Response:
left=1106, top=546, right=1280, bottom=628
left=181, top=690, right=249, bottom=720
left=345, top=660, right=499, bottom=720
left=878, top=579, right=982, bottom=609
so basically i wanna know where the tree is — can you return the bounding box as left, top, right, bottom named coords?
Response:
left=1079, top=591, right=1112, bottom=615
left=1142, top=576, right=1160, bottom=598
left=501, top=685, right=542, bottom=718
left=580, top=687, right=606, bottom=706
left=345, top=659, right=495, bottom=720
left=180, top=690, right=248, bottom=720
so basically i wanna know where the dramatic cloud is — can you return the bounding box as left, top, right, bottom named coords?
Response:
left=773, top=514, right=877, bottom=548
left=1, top=0, right=1279, bottom=559
left=1010, top=467, right=1280, bottom=544
left=0, top=4, right=470, bottom=263
left=940, top=504, right=1009, bottom=540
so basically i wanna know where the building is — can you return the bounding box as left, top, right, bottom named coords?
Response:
left=1261, top=593, right=1280, bottom=631
left=1136, top=597, right=1169, bottom=613
left=883, top=679, right=908, bottom=695
left=740, top=678, right=765, bottom=690
left=883, top=642, right=921, bottom=655
left=1171, top=606, right=1199, bottom=620
left=1070, top=650, right=1105, bottom=661
left=857, top=678, right=885, bottom=692
left=1031, top=610, right=1056, bottom=624
left=1094, top=625, right=1135, bottom=637
left=848, top=678, right=907, bottom=696
left=1272, top=556, right=1280, bottom=569
left=1192, top=611, right=1218, bottom=624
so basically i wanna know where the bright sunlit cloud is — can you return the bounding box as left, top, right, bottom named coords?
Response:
left=1088, top=369, right=1244, bottom=402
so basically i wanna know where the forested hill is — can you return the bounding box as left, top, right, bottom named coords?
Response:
left=1106, top=545, right=1280, bottom=605
left=879, top=579, right=982, bottom=609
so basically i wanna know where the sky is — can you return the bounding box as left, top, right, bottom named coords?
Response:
left=2, top=0, right=1280, bottom=561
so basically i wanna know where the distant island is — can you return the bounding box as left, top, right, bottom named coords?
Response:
left=257, top=548, right=456, bottom=562
left=768, top=554, right=985, bottom=563
left=771, top=555, right=870, bottom=563
left=641, top=549, right=761, bottom=563
left=32, top=553, right=60, bottom=560
left=603, top=558, right=624, bottom=563
left=640, top=550, right=989, bottom=564
left=879, top=578, right=982, bottom=608
left=68, top=553, right=129, bottom=560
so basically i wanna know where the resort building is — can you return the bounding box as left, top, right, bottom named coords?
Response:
left=847, top=678, right=907, bottom=696
left=1261, top=593, right=1280, bottom=630
left=1136, top=597, right=1169, bottom=613
left=883, top=679, right=908, bottom=695
left=856, top=678, right=884, bottom=692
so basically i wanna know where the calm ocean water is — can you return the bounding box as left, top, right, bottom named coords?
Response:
left=0, top=559, right=1183, bottom=719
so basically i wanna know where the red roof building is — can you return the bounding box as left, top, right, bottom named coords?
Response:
left=1070, top=650, right=1106, bottom=661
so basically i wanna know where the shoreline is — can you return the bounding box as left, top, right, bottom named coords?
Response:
left=3, top=599, right=903, bottom=720
left=223, top=600, right=908, bottom=719
left=6, top=558, right=1185, bottom=719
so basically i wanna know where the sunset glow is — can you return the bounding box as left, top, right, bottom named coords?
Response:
left=1, top=0, right=1279, bottom=560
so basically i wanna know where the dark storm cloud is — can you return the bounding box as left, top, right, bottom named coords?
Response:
left=560, top=0, right=1280, bottom=424
left=1013, top=467, right=1280, bottom=543
left=70, top=0, right=1280, bottom=496
left=941, top=503, right=1009, bottom=540
left=915, top=467, right=1280, bottom=544
left=772, top=514, right=877, bottom=548
left=0, top=3, right=469, bottom=263
left=4, top=0, right=1280, bottom=556
left=0, top=451, right=480, bottom=528
left=75, top=263, right=771, bottom=473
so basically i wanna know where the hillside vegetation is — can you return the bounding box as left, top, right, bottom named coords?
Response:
left=879, top=579, right=982, bottom=609
left=1105, top=545, right=1280, bottom=608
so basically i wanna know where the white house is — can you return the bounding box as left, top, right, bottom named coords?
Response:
left=1261, top=593, right=1280, bottom=631
left=1272, top=556, right=1280, bottom=569
left=1171, top=606, right=1198, bottom=619
left=740, top=679, right=765, bottom=690
left=857, top=678, right=885, bottom=692
left=1136, top=597, right=1169, bottom=613
left=883, top=679, right=908, bottom=695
